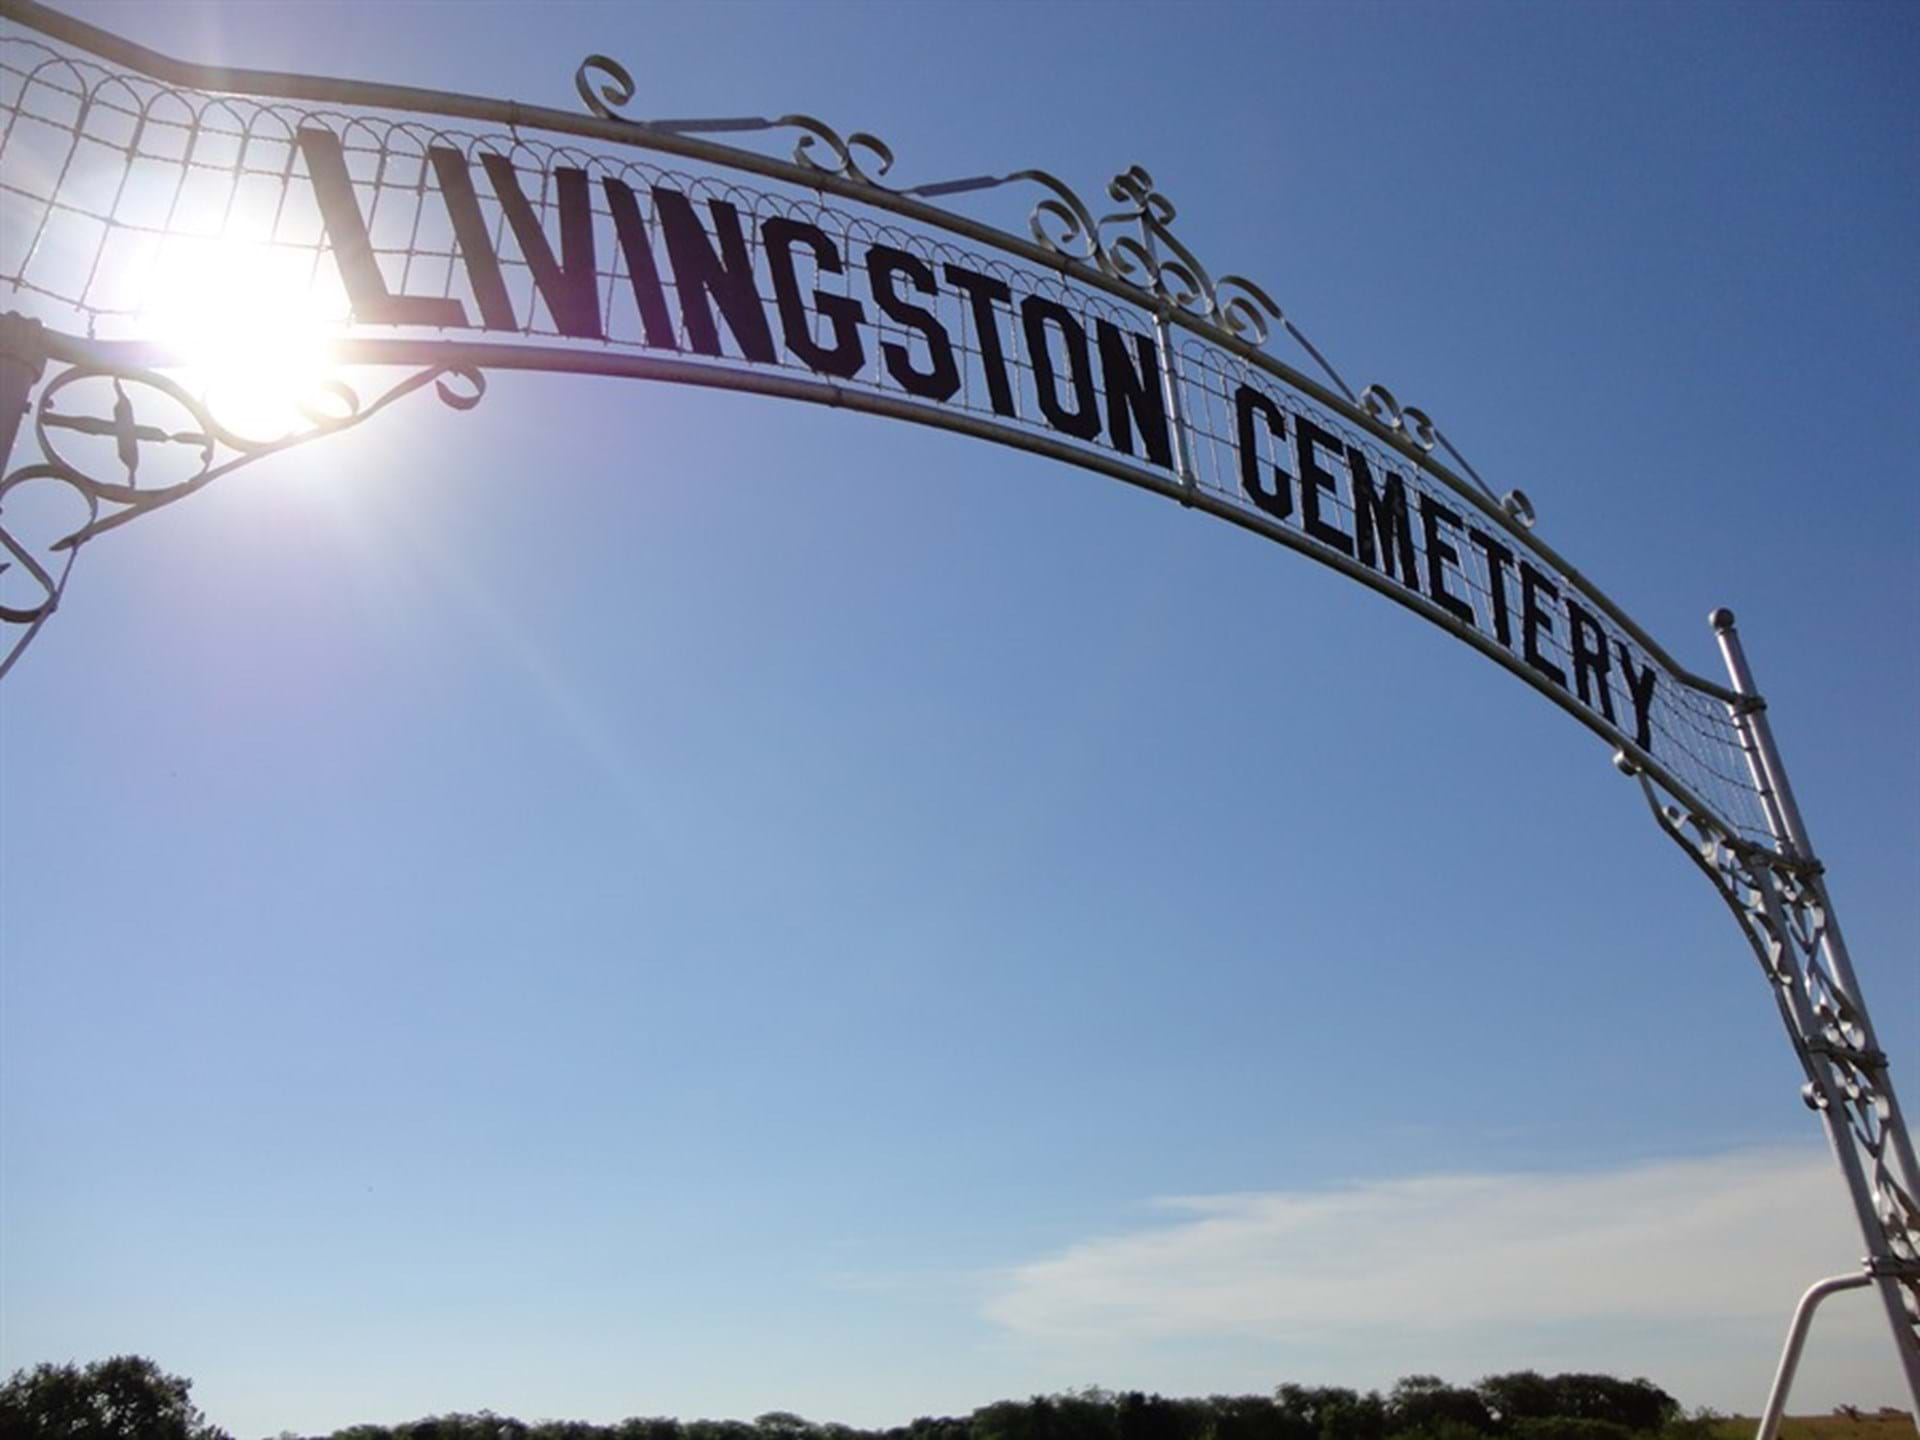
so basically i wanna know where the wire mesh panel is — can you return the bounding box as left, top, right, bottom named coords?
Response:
left=0, top=24, right=1771, bottom=843
left=1173, top=343, right=1772, bottom=841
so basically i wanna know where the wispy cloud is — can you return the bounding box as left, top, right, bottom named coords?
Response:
left=982, top=1146, right=1901, bottom=1410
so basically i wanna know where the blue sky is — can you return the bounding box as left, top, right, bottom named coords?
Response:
left=1, top=1, right=1915, bottom=1435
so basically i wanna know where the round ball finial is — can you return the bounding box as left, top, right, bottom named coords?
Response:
left=1709, top=607, right=1737, bottom=633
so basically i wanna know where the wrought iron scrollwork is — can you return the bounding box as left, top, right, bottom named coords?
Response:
left=561, top=50, right=1553, bottom=536
left=992, top=163, right=1373, bottom=410
left=1628, top=761, right=1920, bottom=1341
left=0, top=351, right=486, bottom=679
left=565, top=55, right=1365, bottom=398
left=563, top=50, right=1564, bottom=538
left=1359, top=382, right=1531, bottom=526
left=575, top=53, right=636, bottom=121
left=1009, top=165, right=1283, bottom=342
left=781, top=114, right=894, bottom=186
left=573, top=54, right=894, bottom=185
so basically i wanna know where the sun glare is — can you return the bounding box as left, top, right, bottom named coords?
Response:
left=141, top=237, right=346, bottom=444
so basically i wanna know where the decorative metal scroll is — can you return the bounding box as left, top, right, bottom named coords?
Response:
left=0, top=323, right=482, bottom=678
left=0, top=0, right=1764, bottom=848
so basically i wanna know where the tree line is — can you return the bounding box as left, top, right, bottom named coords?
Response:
left=0, top=1357, right=1722, bottom=1440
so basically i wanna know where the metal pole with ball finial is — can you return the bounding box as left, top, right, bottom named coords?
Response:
left=1708, top=608, right=1920, bottom=1417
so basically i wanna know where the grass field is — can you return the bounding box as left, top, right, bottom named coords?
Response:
left=1710, top=1416, right=1916, bottom=1440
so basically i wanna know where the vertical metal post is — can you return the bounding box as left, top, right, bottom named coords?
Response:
left=1154, top=311, right=1198, bottom=504
left=1710, top=608, right=1920, bottom=1403
left=1713, top=608, right=1920, bottom=1192
left=0, top=312, right=47, bottom=472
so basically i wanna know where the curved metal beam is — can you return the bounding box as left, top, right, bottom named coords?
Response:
left=21, top=324, right=1727, bottom=836
left=0, top=0, right=1739, bottom=707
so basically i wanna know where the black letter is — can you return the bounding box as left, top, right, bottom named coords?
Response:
left=1351, top=452, right=1420, bottom=592
left=1094, top=320, right=1172, bottom=468
left=1235, top=385, right=1293, bottom=519
left=1295, top=418, right=1355, bottom=555
left=1618, top=642, right=1658, bottom=751
left=479, top=153, right=602, bottom=339
left=1419, top=493, right=1476, bottom=627
left=1565, top=600, right=1617, bottom=723
left=1468, top=528, right=1515, bottom=649
left=301, top=129, right=466, bottom=327
left=943, top=264, right=1016, bottom=417
left=1021, top=296, right=1100, bottom=440
left=762, top=217, right=866, bottom=379
left=867, top=245, right=959, bottom=401
left=429, top=148, right=515, bottom=330
left=1520, top=562, right=1567, bottom=688
left=603, top=176, right=679, bottom=350
left=652, top=187, right=777, bottom=362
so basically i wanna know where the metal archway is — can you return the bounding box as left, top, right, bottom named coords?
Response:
left=0, top=0, right=1912, bottom=1410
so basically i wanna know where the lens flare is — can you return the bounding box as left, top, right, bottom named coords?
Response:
left=141, top=237, right=345, bottom=444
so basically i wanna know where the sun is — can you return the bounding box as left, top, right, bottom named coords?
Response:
left=140, top=235, right=347, bottom=444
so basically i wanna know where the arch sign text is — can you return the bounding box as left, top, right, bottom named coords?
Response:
left=0, top=0, right=1912, bottom=1408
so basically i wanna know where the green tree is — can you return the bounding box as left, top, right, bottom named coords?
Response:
left=1386, top=1378, right=1492, bottom=1437
left=1116, top=1393, right=1188, bottom=1440
left=1200, top=1392, right=1295, bottom=1440
left=1475, top=1374, right=1674, bottom=1436
left=0, top=1356, right=232, bottom=1440
left=614, top=1421, right=688, bottom=1440
left=1274, top=1386, right=1385, bottom=1440
left=1539, top=1377, right=1674, bottom=1434
left=1508, top=1419, right=1635, bottom=1440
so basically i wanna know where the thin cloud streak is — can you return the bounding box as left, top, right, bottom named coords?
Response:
left=986, top=1146, right=1861, bottom=1342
